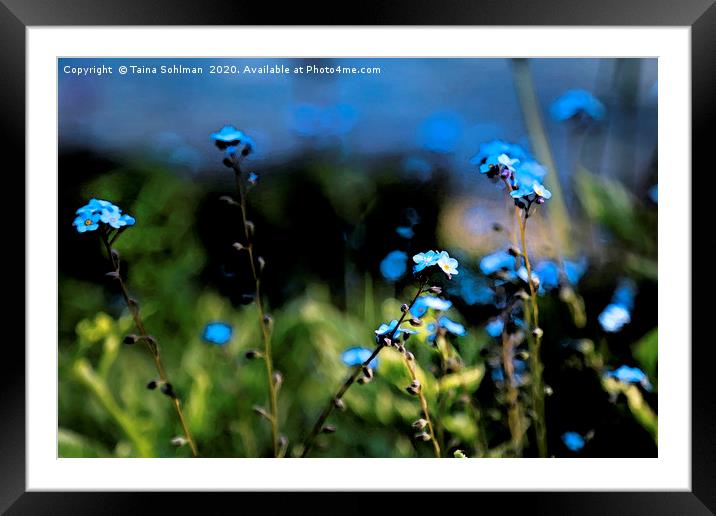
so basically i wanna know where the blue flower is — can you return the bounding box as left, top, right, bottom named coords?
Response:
left=485, top=318, right=504, bottom=337
left=479, top=251, right=515, bottom=276
left=202, top=322, right=233, bottom=346
left=417, top=111, right=463, bottom=154
left=410, top=295, right=453, bottom=318
left=606, top=365, right=652, bottom=391
left=471, top=140, right=528, bottom=169
left=562, top=432, right=586, bottom=452
left=510, top=180, right=552, bottom=209
left=563, top=257, right=588, bottom=285
left=396, top=226, right=414, bottom=239
left=450, top=271, right=495, bottom=305
left=426, top=322, right=438, bottom=343
left=210, top=125, right=246, bottom=148
left=412, top=250, right=440, bottom=273
left=436, top=251, right=459, bottom=278
left=380, top=250, right=408, bottom=282
left=222, top=137, right=255, bottom=166
left=402, top=156, right=433, bottom=182
left=341, top=346, right=379, bottom=370
left=598, top=279, right=636, bottom=332
left=375, top=320, right=417, bottom=343
left=551, top=89, right=605, bottom=122
left=598, top=304, right=631, bottom=333
left=73, top=198, right=135, bottom=234
left=649, top=184, right=658, bottom=203
left=73, top=212, right=100, bottom=233
left=490, top=357, right=527, bottom=386
left=439, top=317, right=466, bottom=337
left=513, top=160, right=547, bottom=188
left=248, top=172, right=259, bottom=185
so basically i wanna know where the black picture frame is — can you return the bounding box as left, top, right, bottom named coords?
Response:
left=2, top=0, right=712, bottom=513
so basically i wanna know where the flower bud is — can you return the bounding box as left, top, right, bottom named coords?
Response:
left=357, top=376, right=371, bottom=385
left=232, top=242, right=245, bottom=251
left=146, top=380, right=158, bottom=390
left=362, top=366, right=374, bottom=380
left=253, top=406, right=272, bottom=420
left=321, top=425, right=337, bottom=434
left=400, top=304, right=409, bottom=313
left=333, top=398, right=346, bottom=411
left=258, top=256, right=266, bottom=272
left=532, top=327, right=544, bottom=339
left=405, top=351, right=415, bottom=361
left=245, top=221, right=255, bottom=237
left=219, top=195, right=238, bottom=206
left=123, top=334, right=138, bottom=345
left=273, top=371, right=283, bottom=390
left=245, top=349, right=263, bottom=359
left=410, top=379, right=421, bottom=390
left=263, top=314, right=273, bottom=325
left=531, top=276, right=540, bottom=289
left=105, top=271, right=120, bottom=280
left=111, top=249, right=120, bottom=262
left=406, top=385, right=418, bottom=395
left=160, top=382, right=176, bottom=398
left=454, top=450, right=467, bottom=458
left=414, top=431, right=431, bottom=441
left=428, top=286, right=442, bottom=295
left=412, top=418, right=428, bottom=430
left=171, top=436, right=188, bottom=447
left=409, top=318, right=423, bottom=327
left=544, top=385, right=554, bottom=396
left=516, top=350, right=530, bottom=360
left=508, top=246, right=522, bottom=257
left=515, top=290, right=530, bottom=301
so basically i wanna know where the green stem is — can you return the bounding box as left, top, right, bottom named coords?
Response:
left=234, top=166, right=280, bottom=458
left=100, top=231, right=198, bottom=457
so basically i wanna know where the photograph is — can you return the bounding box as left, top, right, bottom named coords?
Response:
left=58, top=57, right=658, bottom=459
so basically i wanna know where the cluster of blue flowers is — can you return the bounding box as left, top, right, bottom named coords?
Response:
left=412, top=250, right=459, bottom=278
left=550, top=89, right=605, bottom=122
left=598, top=279, right=636, bottom=333
left=210, top=125, right=255, bottom=167
left=202, top=322, right=233, bottom=346
left=73, top=198, right=136, bottom=234
left=471, top=139, right=552, bottom=210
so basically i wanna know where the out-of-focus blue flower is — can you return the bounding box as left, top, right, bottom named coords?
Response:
left=413, top=250, right=440, bottom=273
left=380, top=250, right=408, bottom=281
left=375, top=320, right=417, bottom=343
left=439, top=317, right=467, bottom=337
left=513, top=160, right=547, bottom=189
left=518, top=258, right=587, bottom=293
left=410, top=295, right=452, bottom=318
left=606, top=365, right=652, bottom=391
left=426, top=322, right=438, bottom=343
left=598, top=279, right=636, bottom=332
left=486, top=318, right=504, bottom=338
left=202, top=322, right=233, bottom=346
left=649, top=184, right=658, bottom=203
left=479, top=251, right=515, bottom=276
left=598, top=304, right=631, bottom=333
left=471, top=140, right=528, bottom=168
left=291, top=103, right=358, bottom=138
left=562, top=432, right=586, bottom=452
left=418, top=111, right=463, bottom=154
left=450, top=271, right=496, bottom=306
left=550, top=89, right=606, bottom=122
left=210, top=125, right=246, bottom=148
left=73, top=198, right=135, bottom=234
left=248, top=172, right=259, bottom=185
left=563, top=257, right=588, bottom=285
left=396, top=226, right=414, bottom=239
left=436, top=251, right=459, bottom=278
left=342, top=346, right=379, bottom=370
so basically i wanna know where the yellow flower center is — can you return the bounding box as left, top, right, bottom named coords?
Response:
left=84, top=219, right=93, bottom=226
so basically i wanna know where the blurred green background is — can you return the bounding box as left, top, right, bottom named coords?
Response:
left=58, top=58, right=657, bottom=458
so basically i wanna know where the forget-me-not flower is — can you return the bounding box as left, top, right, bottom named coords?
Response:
left=410, top=295, right=453, bottom=318
left=436, top=251, right=459, bottom=278
left=598, top=279, right=636, bottom=332
left=562, top=431, right=586, bottom=452
left=342, top=346, right=379, bottom=370
left=73, top=198, right=135, bottom=234
left=202, top=322, right=233, bottom=346
left=479, top=250, right=516, bottom=276
left=551, top=89, right=606, bottom=122
left=606, top=365, right=652, bottom=391
left=486, top=318, right=504, bottom=338
left=438, top=316, right=467, bottom=337
left=412, top=250, right=440, bottom=273
left=375, top=319, right=417, bottom=343
left=380, top=250, right=408, bottom=282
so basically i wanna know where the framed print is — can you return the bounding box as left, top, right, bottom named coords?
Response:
left=2, top=0, right=713, bottom=513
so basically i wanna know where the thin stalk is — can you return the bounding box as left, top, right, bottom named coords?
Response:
left=301, top=278, right=427, bottom=457
left=402, top=354, right=441, bottom=458
left=233, top=165, right=280, bottom=457
left=100, top=230, right=198, bottom=457
left=516, top=211, right=547, bottom=458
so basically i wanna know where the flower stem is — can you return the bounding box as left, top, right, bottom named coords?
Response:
left=233, top=165, right=280, bottom=458
left=301, top=278, right=427, bottom=457
left=402, top=353, right=441, bottom=458
left=516, top=210, right=547, bottom=458
left=100, top=231, right=198, bottom=457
